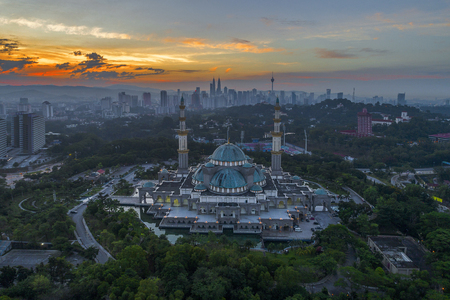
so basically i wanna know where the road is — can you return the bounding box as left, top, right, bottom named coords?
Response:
left=366, top=175, right=386, bottom=186
left=342, top=186, right=373, bottom=209
left=70, top=204, right=112, bottom=264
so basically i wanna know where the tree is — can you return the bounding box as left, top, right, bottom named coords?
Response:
left=47, top=257, right=73, bottom=284
left=135, top=277, right=161, bottom=300
left=82, top=246, right=99, bottom=261
left=0, top=266, right=17, bottom=288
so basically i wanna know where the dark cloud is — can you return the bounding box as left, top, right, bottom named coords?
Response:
left=73, top=50, right=83, bottom=56
left=261, top=17, right=316, bottom=27
left=107, top=64, right=127, bottom=69
left=55, top=62, right=72, bottom=70
left=315, top=48, right=357, bottom=59
left=85, top=52, right=104, bottom=61
left=231, top=38, right=250, bottom=44
left=80, top=71, right=120, bottom=80
left=71, top=52, right=106, bottom=75
left=0, top=38, right=19, bottom=54
left=172, top=69, right=201, bottom=73
left=0, top=57, right=36, bottom=72
left=134, top=67, right=144, bottom=70
left=146, top=67, right=165, bottom=74
left=360, top=48, right=389, bottom=54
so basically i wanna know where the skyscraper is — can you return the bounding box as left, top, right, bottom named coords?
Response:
left=357, top=108, right=372, bottom=137
left=291, top=92, right=297, bottom=105
left=326, top=89, right=331, bottom=99
left=280, top=91, right=285, bottom=104
left=160, top=90, right=168, bottom=107
left=12, top=113, right=45, bottom=154
left=337, top=92, right=343, bottom=99
left=0, top=102, right=6, bottom=115
left=143, top=92, right=151, bottom=106
left=397, top=93, right=406, bottom=106
left=131, top=95, right=139, bottom=107
left=216, top=78, right=221, bottom=95
left=42, top=101, right=53, bottom=118
left=0, top=118, right=6, bottom=158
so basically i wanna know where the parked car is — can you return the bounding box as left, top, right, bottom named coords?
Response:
left=310, top=217, right=315, bottom=220
left=313, top=221, right=319, bottom=225
left=70, top=210, right=77, bottom=214
left=294, top=227, right=302, bottom=232
left=315, top=226, right=323, bottom=230
left=311, top=228, right=315, bottom=232
left=305, top=218, right=310, bottom=222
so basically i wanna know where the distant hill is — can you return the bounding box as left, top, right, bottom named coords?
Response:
left=0, top=84, right=175, bottom=103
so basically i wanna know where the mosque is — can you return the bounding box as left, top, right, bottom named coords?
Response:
left=139, top=97, right=333, bottom=234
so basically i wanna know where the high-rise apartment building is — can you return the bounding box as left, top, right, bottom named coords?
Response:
left=397, top=93, right=406, bottom=106
left=0, top=102, right=6, bottom=115
left=357, top=108, right=372, bottom=137
left=42, top=101, right=54, bottom=118
left=18, top=98, right=31, bottom=113
left=326, top=89, right=331, bottom=100
left=337, top=92, right=343, bottom=99
left=101, top=97, right=112, bottom=110
left=131, top=95, right=139, bottom=107
left=0, top=118, right=6, bottom=158
left=143, top=93, right=151, bottom=106
left=280, top=91, right=285, bottom=104
left=12, top=113, right=45, bottom=154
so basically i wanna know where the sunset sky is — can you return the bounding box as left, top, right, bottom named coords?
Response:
left=1, top=0, right=450, bottom=99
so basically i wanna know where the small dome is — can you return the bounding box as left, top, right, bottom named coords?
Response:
left=205, top=162, right=214, bottom=168
left=194, top=183, right=207, bottom=192
left=143, top=181, right=155, bottom=188
left=242, top=163, right=253, bottom=168
left=211, top=143, right=246, bottom=163
left=161, top=168, right=168, bottom=174
left=253, top=168, right=265, bottom=183
left=293, top=175, right=300, bottom=180
left=314, top=189, right=327, bottom=195
left=193, top=168, right=204, bottom=182
left=250, top=185, right=263, bottom=193
left=210, top=168, right=247, bottom=189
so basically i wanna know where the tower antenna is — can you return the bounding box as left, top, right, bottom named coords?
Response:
left=271, top=72, right=274, bottom=93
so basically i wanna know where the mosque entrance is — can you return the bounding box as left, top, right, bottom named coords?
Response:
left=173, top=199, right=180, bottom=207
left=287, top=198, right=293, bottom=205
left=277, top=201, right=285, bottom=209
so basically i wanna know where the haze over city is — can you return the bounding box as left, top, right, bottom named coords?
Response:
left=1, top=0, right=450, bottom=99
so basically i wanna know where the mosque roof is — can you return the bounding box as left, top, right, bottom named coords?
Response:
left=314, top=189, right=327, bottom=195
left=210, top=168, right=247, bottom=189
left=293, top=175, right=300, bottom=180
left=211, top=143, right=246, bottom=162
left=242, top=163, right=253, bottom=168
left=143, top=181, right=155, bottom=188
left=253, top=168, right=265, bottom=183
left=193, top=168, right=204, bottom=182
left=205, top=162, right=214, bottom=168
left=194, top=183, right=207, bottom=192
left=250, top=185, right=263, bottom=193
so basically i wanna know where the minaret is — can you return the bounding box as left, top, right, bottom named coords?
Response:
left=177, top=97, right=189, bottom=176
left=271, top=97, right=283, bottom=178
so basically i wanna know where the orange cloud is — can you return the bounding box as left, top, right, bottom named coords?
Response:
left=315, top=48, right=357, bottom=59
left=164, top=37, right=284, bottom=53
left=209, top=66, right=218, bottom=72
left=225, top=68, right=231, bottom=73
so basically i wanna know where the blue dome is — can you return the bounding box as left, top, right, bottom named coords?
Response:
left=210, top=168, right=247, bottom=189
left=161, top=168, right=168, bottom=173
left=193, top=168, right=204, bottom=182
left=211, top=143, right=246, bottom=163
left=293, top=175, right=300, bottom=180
left=314, top=189, right=327, bottom=195
left=143, top=181, right=155, bottom=188
left=250, top=185, right=263, bottom=193
left=194, top=183, right=207, bottom=192
left=253, top=168, right=265, bottom=183
left=242, top=163, right=252, bottom=168
left=205, top=162, right=214, bottom=168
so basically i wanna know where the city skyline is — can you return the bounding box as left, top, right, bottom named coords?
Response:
left=1, top=0, right=450, bottom=99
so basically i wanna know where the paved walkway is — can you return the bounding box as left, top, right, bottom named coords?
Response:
left=18, top=198, right=35, bottom=213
